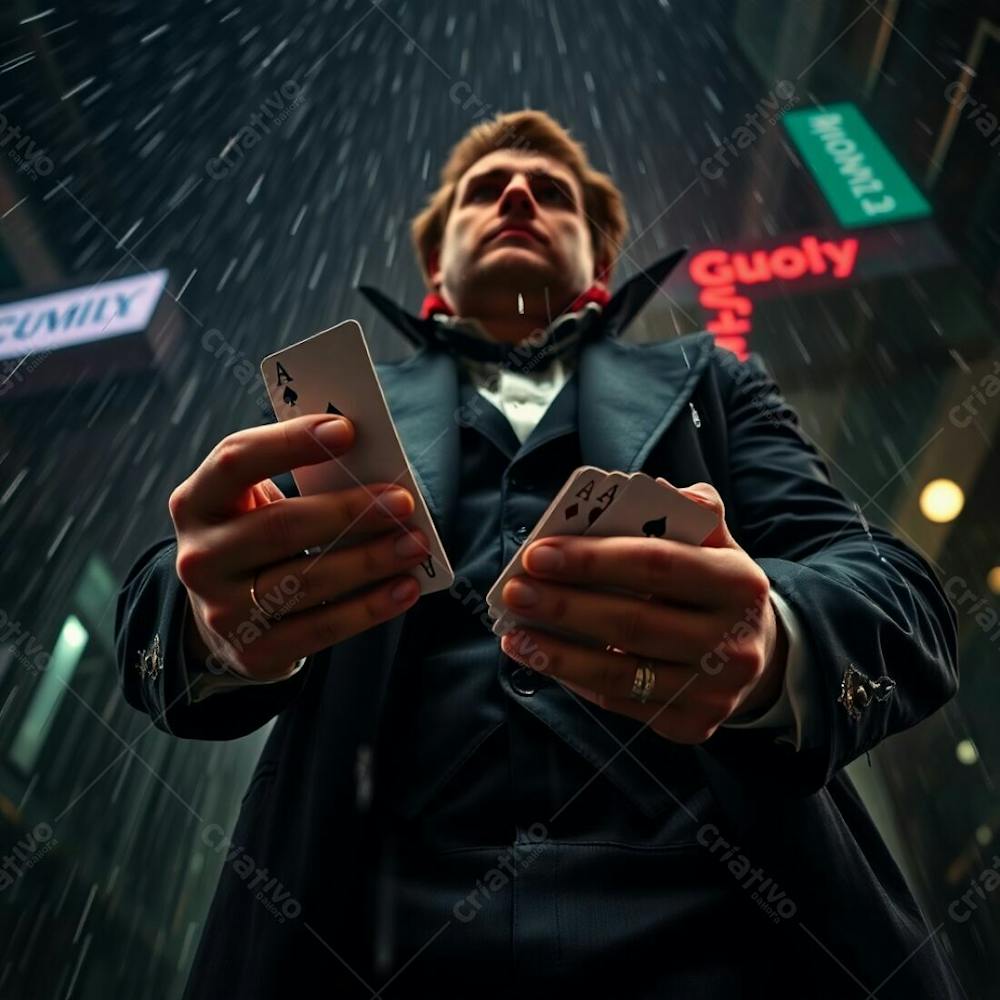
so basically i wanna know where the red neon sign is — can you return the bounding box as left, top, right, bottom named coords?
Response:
left=688, top=234, right=859, bottom=359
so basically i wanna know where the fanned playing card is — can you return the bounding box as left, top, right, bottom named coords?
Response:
left=583, top=473, right=718, bottom=545
left=583, top=470, right=628, bottom=533
left=259, top=319, right=454, bottom=596
left=489, top=470, right=719, bottom=641
left=487, top=468, right=629, bottom=639
left=486, top=467, right=623, bottom=614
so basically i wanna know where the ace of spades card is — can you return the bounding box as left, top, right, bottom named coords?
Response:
left=259, top=319, right=454, bottom=596
left=582, top=472, right=718, bottom=545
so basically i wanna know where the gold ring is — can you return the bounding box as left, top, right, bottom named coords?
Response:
left=250, top=570, right=279, bottom=622
left=629, top=660, right=657, bottom=704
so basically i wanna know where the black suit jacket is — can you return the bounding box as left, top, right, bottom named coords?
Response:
left=115, top=257, right=962, bottom=998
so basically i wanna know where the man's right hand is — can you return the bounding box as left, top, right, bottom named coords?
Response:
left=168, top=413, right=431, bottom=682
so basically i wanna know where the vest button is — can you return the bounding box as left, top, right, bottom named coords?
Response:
left=510, top=665, right=542, bottom=696
left=512, top=525, right=530, bottom=542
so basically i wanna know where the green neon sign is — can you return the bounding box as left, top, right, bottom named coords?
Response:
left=783, top=102, right=931, bottom=227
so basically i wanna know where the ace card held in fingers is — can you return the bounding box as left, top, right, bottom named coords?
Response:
left=259, top=319, right=454, bottom=595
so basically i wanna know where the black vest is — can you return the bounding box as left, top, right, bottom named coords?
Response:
left=365, top=362, right=785, bottom=995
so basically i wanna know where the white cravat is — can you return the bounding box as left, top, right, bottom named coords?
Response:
left=463, top=352, right=576, bottom=444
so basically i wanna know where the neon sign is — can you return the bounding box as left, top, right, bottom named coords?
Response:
left=688, top=235, right=858, bottom=359
left=0, top=269, right=169, bottom=362
left=783, top=103, right=931, bottom=228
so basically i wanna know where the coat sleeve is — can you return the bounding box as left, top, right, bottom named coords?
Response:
left=186, top=649, right=308, bottom=701
left=701, top=347, right=959, bottom=795
left=114, top=534, right=313, bottom=740
left=114, top=408, right=314, bottom=741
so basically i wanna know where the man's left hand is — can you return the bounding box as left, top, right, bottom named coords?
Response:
left=499, top=481, right=789, bottom=744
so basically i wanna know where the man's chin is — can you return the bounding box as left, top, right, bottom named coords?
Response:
left=470, top=250, right=560, bottom=293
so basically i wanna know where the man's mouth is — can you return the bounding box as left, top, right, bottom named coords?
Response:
left=484, top=225, right=547, bottom=247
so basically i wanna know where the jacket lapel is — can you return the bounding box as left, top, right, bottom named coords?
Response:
left=577, top=330, right=715, bottom=473
left=364, top=248, right=719, bottom=538
left=374, top=327, right=717, bottom=546
left=375, top=347, right=463, bottom=543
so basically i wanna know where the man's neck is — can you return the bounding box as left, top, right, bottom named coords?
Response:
left=467, top=311, right=552, bottom=345
left=441, top=287, right=580, bottom=345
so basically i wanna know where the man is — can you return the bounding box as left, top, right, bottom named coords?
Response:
left=116, top=110, right=962, bottom=998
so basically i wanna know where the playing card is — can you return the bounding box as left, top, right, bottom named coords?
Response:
left=487, top=468, right=632, bottom=644
left=259, top=319, right=454, bottom=596
left=582, top=470, right=629, bottom=534
left=584, top=473, right=718, bottom=545
left=490, top=471, right=719, bottom=641
left=485, top=467, right=624, bottom=614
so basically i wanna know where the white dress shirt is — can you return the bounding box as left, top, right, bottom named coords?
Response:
left=186, top=322, right=813, bottom=751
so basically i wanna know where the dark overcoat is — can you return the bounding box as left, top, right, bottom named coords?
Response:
left=116, top=251, right=963, bottom=998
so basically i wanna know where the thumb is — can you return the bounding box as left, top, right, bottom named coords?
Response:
left=658, top=479, right=736, bottom=549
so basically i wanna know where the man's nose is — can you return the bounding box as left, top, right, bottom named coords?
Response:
left=498, top=175, right=536, bottom=214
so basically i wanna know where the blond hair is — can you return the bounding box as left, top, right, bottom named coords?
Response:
left=410, top=109, right=628, bottom=290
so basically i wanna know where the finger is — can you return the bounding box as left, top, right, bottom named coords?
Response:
left=520, top=535, right=746, bottom=610
left=177, top=414, right=356, bottom=522
left=666, top=480, right=735, bottom=549
left=248, top=526, right=432, bottom=615
left=500, top=576, right=718, bottom=663
left=499, top=626, right=696, bottom=705
left=253, top=478, right=285, bottom=505
left=211, top=573, right=423, bottom=680
left=208, top=483, right=418, bottom=575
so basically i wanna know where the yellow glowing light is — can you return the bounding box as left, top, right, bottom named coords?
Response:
left=919, top=479, right=964, bottom=523
left=987, top=567, right=1000, bottom=595
left=956, top=740, right=979, bottom=766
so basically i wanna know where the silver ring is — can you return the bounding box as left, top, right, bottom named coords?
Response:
left=250, top=570, right=279, bottom=622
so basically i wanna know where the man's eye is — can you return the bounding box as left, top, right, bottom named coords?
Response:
left=536, top=182, right=572, bottom=205
left=468, top=183, right=500, bottom=201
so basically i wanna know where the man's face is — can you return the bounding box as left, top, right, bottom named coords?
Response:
left=430, top=149, right=602, bottom=323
